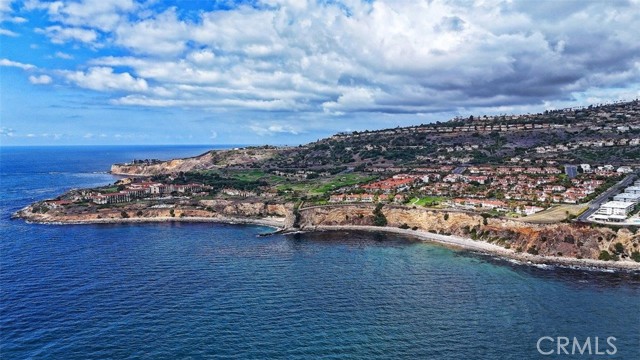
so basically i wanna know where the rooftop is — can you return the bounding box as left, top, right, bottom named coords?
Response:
left=601, top=201, right=635, bottom=209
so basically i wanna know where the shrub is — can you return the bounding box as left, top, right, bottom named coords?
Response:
left=444, top=213, right=449, bottom=221
left=598, top=250, right=611, bottom=261
left=120, top=211, right=129, bottom=218
left=169, top=209, right=175, bottom=217
left=412, top=226, right=418, bottom=231
left=631, top=251, right=640, bottom=262
left=526, top=246, right=538, bottom=255
left=399, top=223, right=410, bottom=229
left=613, top=242, right=624, bottom=254
left=136, top=210, right=143, bottom=217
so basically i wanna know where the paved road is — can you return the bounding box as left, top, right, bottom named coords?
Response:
left=564, top=165, right=578, bottom=179
left=577, top=173, right=638, bottom=221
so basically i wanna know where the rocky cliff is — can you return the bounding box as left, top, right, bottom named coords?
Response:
left=297, top=205, right=640, bottom=260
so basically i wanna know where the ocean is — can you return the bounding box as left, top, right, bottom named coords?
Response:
left=1, top=146, right=639, bottom=359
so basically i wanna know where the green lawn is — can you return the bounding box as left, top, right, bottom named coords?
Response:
left=229, top=169, right=269, bottom=181
left=275, top=173, right=377, bottom=195
left=311, top=174, right=378, bottom=194
left=409, top=196, right=447, bottom=206
left=100, top=186, right=119, bottom=193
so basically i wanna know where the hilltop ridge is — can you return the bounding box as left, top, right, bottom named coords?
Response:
left=113, top=100, right=640, bottom=176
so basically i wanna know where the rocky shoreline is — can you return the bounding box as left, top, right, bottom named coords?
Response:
left=298, top=225, right=640, bottom=272
left=15, top=210, right=640, bottom=272
left=19, top=214, right=286, bottom=229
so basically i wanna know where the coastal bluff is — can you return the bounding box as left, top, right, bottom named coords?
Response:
left=111, top=148, right=280, bottom=175
left=295, top=204, right=640, bottom=263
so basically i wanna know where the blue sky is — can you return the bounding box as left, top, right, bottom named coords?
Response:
left=1, top=0, right=639, bottom=146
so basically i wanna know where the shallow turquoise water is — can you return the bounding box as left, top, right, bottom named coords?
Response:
left=1, top=146, right=639, bottom=359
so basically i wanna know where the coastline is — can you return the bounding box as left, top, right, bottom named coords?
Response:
left=21, top=215, right=285, bottom=230
left=299, top=224, right=640, bottom=272
left=16, top=212, right=640, bottom=272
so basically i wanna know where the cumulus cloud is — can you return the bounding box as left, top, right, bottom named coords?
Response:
left=29, top=74, right=52, bottom=84
left=62, top=67, right=148, bottom=92
left=13, top=0, right=640, bottom=120
left=36, top=25, right=97, bottom=44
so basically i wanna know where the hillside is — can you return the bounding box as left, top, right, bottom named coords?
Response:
left=113, top=100, right=640, bottom=175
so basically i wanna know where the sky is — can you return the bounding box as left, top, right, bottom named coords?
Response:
left=1, top=0, right=639, bottom=146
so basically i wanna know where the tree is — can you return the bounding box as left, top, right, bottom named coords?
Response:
left=373, top=203, right=387, bottom=227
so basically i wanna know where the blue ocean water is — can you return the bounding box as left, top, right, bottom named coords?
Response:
left=1, top=146, right=639, bottom=359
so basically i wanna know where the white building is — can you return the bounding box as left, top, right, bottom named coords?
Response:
left=592, top=201, right=635, bottom=222
left=617, top=166, right=633, bottom=174
left=579, top=164, right=591, bottom=173
left=613, top=192, right=640, bottom=203
left=625, top=186, right=640, bottom=194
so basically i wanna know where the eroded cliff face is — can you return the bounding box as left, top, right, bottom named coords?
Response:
left=297, top=205, right=640, bottom=260
left=16, top=200, right=640, bottom=262
left=18, top=199, right=294, bottom=224
left=199, top=199, right=294, bottom=224
left=111, top=148, right=280, bottom=175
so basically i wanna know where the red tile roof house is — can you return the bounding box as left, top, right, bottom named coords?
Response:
left=361, top=177, right=417, bottom=193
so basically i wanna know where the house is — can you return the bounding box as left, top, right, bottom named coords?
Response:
left=45, top=199, right=72, bottom=208
left=616, top=166, right=633, bottom=174
left=91, top=192, right=131, bottom=204
left=221, top=188, right=256, bottom=198
left=518, top=206, right=545, bottom=216
left=579, top=164, right=591, bottom=173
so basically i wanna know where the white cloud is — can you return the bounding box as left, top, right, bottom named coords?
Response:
left=114, top=8, right=189, bottom=56
left=54, top=51, right=73, bottom=59
left=0, top=28, right=16, bottom=36
left=37, top=25, right=98, bottom=44
left=16, top=0, right=640, bottom=118
left=29, top=74, right=52, bottom=84
left=63, top=67, right=148, bottom=92
left=0, top=127, right=15, bottom=137
left=25, top=0, right=135, bottom=31
left=249, top=122, right=302, bottom=136
left=0, top=58, right=35, bottom=70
